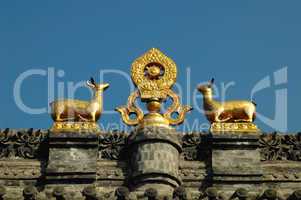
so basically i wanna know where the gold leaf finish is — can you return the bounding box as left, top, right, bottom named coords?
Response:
left=50, top=78, right=109, bottom=133
left=116, top=48, right=191, bottom=128
left=50, top=121, right=100, bottom=133
left=197, top=78, right=260, bottom=134
left=163, top=89, right=192, bottom=126
left=115, top=90, right=144, bottom=126
left=210, top=122, right=260, bottom=134
left=131, top=48, right=177, bottom=100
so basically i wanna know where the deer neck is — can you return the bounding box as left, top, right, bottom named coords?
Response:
left=203, top=90, right=213, bottom=102
left=202, top=90, right=218, bottom=108
left=92, top=90, right=102, bottom=104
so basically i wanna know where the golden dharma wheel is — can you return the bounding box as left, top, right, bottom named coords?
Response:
left=131, top=48, right=177, bottom=100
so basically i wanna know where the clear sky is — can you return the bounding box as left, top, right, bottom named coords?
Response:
left=0, top=1, right=300, bottom=133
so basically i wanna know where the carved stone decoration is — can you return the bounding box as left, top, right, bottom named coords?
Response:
left=23, top=186, right=38, bottom=200
left=98, top=131, right=128, bottom=160
left=0, top=129, right=9, bottom=158
left=144, top=188, right=159, bottom=200
left=259, top=133, right=283, bottom=161
left=284, top=133, right=301, bottom=161
left=0, top=161, right=41, bottom=179
left=0, top=187, right=300, bottom=200
left=0, top=128, right=48, bottom=159
left=0, top=128, right=300, bottom=198
left=115, top=187, right=130, bottom=200
left=204, top=187, right=219, bottom=200
left=0, top=186, right=6, bottom=200
left=181, top=133, right=201, bottom=161
left=52, top=187, right=66, bottom=200
left=173, top=187, right=187, bottom=200
left=199, top=187, right=227, bottom=200
left=259, top=189, right=279, bottom=200
left=259, top=132, right=301, bottom=161
left=290, top=190, right=301, bottom=200
left=233, top=188, right=249, bottom=200
left=82, top=186, right=97, bottom=200
left=181, top=132, right=210, bottom=161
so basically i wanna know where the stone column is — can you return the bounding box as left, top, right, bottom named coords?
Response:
left=46, top=132, right=98, bottom=184
left=210, top=132, right=263, bottom=190
left=127, top=126, right=182, bottom=194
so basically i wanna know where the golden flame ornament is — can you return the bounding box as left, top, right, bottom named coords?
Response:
left=116, top=48, right=192, bottom=129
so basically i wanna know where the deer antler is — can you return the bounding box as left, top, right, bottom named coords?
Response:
left=90, top=77, right=95, bottom=85
left=86, top=77, right=95, bottom=88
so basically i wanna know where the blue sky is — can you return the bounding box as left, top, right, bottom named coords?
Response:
left=0, top=1, right=300, bottom=132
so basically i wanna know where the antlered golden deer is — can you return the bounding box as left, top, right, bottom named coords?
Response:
left=50, top=78, right=109, bottom=122
left=197, top=78, right=256, bottom=123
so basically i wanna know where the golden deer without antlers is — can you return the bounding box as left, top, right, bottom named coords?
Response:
left=197, top=78, right=256, bottom=123
left=50, top=78, right=109, bottom=122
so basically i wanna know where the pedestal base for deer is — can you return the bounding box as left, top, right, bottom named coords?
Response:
left=210, top=130, right=263, bottom=190
left=50, top=121, right=101, bottom=133
left=210, top=122, right=260, bottom=135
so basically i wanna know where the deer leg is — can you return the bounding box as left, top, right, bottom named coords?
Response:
left=91, top=112, right=96, bottom=122
left=55, top=106, right=64, bottom=122
left=214, top=109, right=233, bottom=123
left=214, top=109, right=224, bottom=122
left=245, top=106, right=255, bottom=122
left=234, top=107, right=254, bottom=123
left=56, top=114, right=61, bottom=122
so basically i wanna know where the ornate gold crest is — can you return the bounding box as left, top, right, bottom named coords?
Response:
left=131, top=48, right=177, bottom=100
left=116, top=48, right=192, bottom=129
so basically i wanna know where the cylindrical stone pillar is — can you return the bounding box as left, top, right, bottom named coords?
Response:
left=128, top=126, right=182, bottom=193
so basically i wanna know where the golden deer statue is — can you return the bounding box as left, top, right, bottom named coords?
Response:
left=50, top=78, right=109, bottom=123
left=197, top=78, right=256, bottom=123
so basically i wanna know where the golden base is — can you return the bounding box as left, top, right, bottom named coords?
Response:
left=138, top=113, right=172, bottom=129
left=210, top=122, right=260, bottom=134
left=50, top=121, right=100, bottom=133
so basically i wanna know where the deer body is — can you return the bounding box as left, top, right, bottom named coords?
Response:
left=198, top=79, right=256, bottom=123
left=50, top=79, right=109, bottom=122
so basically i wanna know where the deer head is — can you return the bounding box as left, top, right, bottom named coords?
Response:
left=86, top=77, right=109, bottom=91
left=198, top=78, right=214, bottom=94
